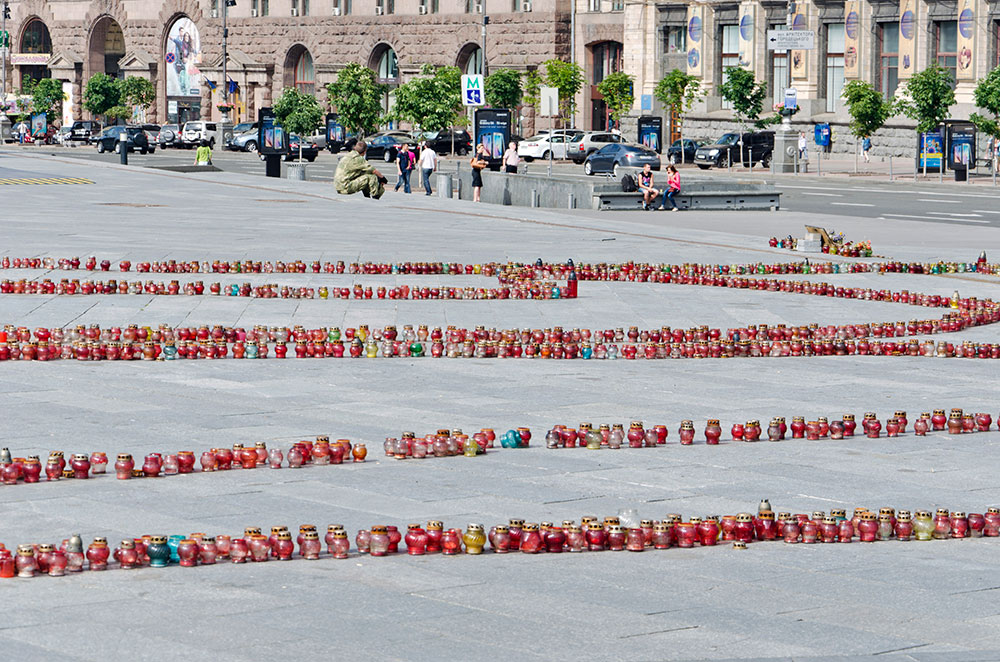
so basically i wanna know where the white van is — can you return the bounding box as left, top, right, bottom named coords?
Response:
left=181, top=121, right=221, bottom=149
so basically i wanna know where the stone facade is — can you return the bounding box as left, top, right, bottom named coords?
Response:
left=4, top=0, right=622, bottom=130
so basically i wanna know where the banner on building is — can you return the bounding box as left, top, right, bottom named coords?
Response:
left=844, top=0, right=860, bottom=79
left=956, top=0, right=974, bottom=81
left=898, top=0, right=917, bottom=79
left=791, top=1, right=808, bottom=79
left=738, top=2, right=756, bottom=71
left=10, top=53, right=49, bottom=65
left=686, top=5, right=704, bottom=78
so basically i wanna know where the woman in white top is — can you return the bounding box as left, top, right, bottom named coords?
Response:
left=501, top=141, right=519, bottom=174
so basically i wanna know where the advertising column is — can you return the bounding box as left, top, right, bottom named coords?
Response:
left=898, top=0, right=917, bottom=80
left=686, top=5, right=704, bottom=79
left=844, top=0, right=860, bottom=79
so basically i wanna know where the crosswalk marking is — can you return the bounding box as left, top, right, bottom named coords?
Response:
left=0, top=177, right=94, bottom=185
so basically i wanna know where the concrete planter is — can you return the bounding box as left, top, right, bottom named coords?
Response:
left=286, top=163, right=307, bottom=181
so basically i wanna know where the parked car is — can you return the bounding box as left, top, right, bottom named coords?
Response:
left=157, top=124, right=182, bottom=148
left=69, top=120, right=101, bottom=142
left=517, top=133, right=582, bottom=162
left=54, top=126, right=73, bottom=145
left=419, top=129, right=473, bottom=155
left=225, top=122, right=258, bottom=150
left=181, top=121, right=221, bottom=148
left=364, top=134, right=409, bottom=162
left=93, top=126, right=153, bottom=154
left=231, top=129, right=261, bottom=153
left=285, top=135, right=319, bottom=162
left=666, top=138, right=706, bottom=164
left=694, top=131, right=773, bottom=169
left=568, top=131, right=623, bottom=163
left=583, top=143, right=660, bottom=176
left=141, top=124, right=161, bottom=146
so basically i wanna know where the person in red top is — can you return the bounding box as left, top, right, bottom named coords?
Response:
left=660, top=164, right=681, bottom=211
left=637, top=163, right=659, bottom=211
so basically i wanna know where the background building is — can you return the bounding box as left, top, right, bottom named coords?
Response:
left=2, top=0, right=623, bottom=133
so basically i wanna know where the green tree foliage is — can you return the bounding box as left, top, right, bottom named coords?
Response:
left=484, top=68, right=523, bottom=110
left=29, top=78, right=66, bottom=124
left=392, top=64, right=463, bottom=132
left=522, top=69, right=542, bottom=109
left=83, top=73, right=123, bottom=123
left=542, top=59, right=584, bottom=118
left=273, top=87, right=325, bottom=160
left=841, top=80, right=896, bottom=139
left=326, top=63, right=386, bottom=137
left=718, top=67, right=769, bottom=130
left=653, top=69, right=702, bottom=126
left=596, top=71, right=634, bottom=124
left=899, top=62, right=955, bottom=133
left=970, top=66, right=1000, bottom=144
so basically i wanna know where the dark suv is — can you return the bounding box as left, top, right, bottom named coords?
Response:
left=93, top=126, right=153, bottom=154
left=69, top=120, right=101, bottom=142
left=694, top=131, right=773, bottom=169
left=420, top=130, right=473, bottom=155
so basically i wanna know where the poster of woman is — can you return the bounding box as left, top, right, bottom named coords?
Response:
left=165, top=18, right=202, bottom=97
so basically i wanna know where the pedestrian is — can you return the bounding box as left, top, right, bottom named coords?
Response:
left=470, top=143, right=489, bottom=203
left=862, top=136, right=872, bottom=164
left=501, top=140, right=519, bottom=173
left=393, top=142, right=413, bottom=194
left=334, top=140, right=387, bottom=199
left=637, top=163, right=659, bottom=211
left=798, top=132, right=808, bottom=162
left=660, top=164, right=681, bottom=212
left=418, top=141, right=437, bottom=196
left=15, top=120, right=27, bottom=144
left=194, top=139, right=213, bottom=166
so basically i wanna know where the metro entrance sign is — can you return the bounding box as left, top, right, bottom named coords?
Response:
left=766, top=29, right=816, bottom=49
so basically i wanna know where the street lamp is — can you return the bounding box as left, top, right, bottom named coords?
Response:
left=1, top=1, right=10, bottom=144
left=221, top=0, right=236, bottom=143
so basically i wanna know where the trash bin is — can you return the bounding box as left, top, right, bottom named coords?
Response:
left=955, top=167, right=967, bottom=182
left=436, top=172, right=453, bottom=198
left=286, top=163, right=307, bottom=181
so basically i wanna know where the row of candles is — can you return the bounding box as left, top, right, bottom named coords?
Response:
left=544, top=409, right=994, bottom=447
left=5, top=505, right=999, bottom=577
left=0, top=427, right=522, bottom=485
left=0, top=278, right=576, bottom=300
left=0, top=256, right=990, bottom=278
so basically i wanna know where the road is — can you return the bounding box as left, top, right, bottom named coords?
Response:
left=23, top=143, right=1000, bottom=228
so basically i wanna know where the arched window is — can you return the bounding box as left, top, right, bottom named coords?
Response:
left=377, top=48, right=398, bottom=82
left=294, top=50, right=315, bottom=95
left=21, top=19, right=51, bottom=53
left=463, top=46, right=482, bottom=76
left=591, top=41, right=622, bottom=84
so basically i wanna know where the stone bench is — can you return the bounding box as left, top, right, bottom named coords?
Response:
left=592, top=177, right=781, bottom=211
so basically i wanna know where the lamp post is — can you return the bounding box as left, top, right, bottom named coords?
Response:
left=1, top=1, right=10, bottom=145
left=220, top=0, right=236, bottom=145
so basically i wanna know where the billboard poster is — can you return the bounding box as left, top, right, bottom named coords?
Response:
left=919, top=129, right=943, bottom=170
left=30, top=112, right=46, bottom=138
left=898, top=0, right=917, bottom=79
left=637, top=116, right=662, bottom=153
left=948, top=123, right=975, bottom=169
left=738, top=2, right=756, bottom=71
left=165, top=17, right=202, bottom=97
left=686, top=5, right=704, bottom=78
left=258, top=107, right=288, bottom=156
left=326, top=113, right=345, bottom=146
left=956, top=0, right=974, bottom=81
left=844, top=0, right=860, bottom=78
left=791, top=1, right=808, bottom=79
left=474, top=107, right=511, bottom=169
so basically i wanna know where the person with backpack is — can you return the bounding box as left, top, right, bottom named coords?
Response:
left=659, top=164, right=681, bottom=211
left=394, top=142, right=414, bottom=194
left=637, top=164, right=659, bottom=211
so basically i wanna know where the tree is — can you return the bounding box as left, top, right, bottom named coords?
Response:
left=899, top=62, right=955, bottom=174
left=718, top=67, right=769, bottom=130
left=273, top=87, right=325, bottom=161
left=120, top=77, right=156, bottom=116
left=653, top=69, right=702, bottom=163
left=326, top=63, right=386, bottom=137
left=392, top=64, right=463, bottom=154
left=542, top=59, right=584, bottom=120
left=596, top=71, right=634, bottom=127
left=484, top=68, right=523, bottom=110
left=969, top=66, right=1000, bottom=155
left=83, top=72, right=123, bottom=124
left=522, top=69, right=542, bottom=110
left=29, top=78, right=66, bottom=124
left=841, top=80, right=897, bottom=172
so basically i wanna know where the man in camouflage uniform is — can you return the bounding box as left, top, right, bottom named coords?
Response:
left=334, top=141, right=386, bottom=199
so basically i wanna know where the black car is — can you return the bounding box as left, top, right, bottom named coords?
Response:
left=285, top=135, right=319, bottom=162
left=69, top=120, right=101, bottom=142
left=666, top=138, right=705, bottom=164
left=365, top=134, right=408, bottom=162
left=157, top=124, right=182, bottom=148
left=419, top=129, right=473, bottom=155
left=583, top=143, right=661, bottom=176
left=694, top=132, right=773, bottom=169
left=94, top=126, right=153, bottom=154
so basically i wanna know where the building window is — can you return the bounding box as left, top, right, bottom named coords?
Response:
left=301, top=0, right=310, bottom=14
left=826, top=23, right=845, bottom=112
left=769, top=24, right=787, bottom=105
left=211, top=0, right=219, bottom=14
left=663, top=25, right=686, bottom=54
left=294, top=50, right=315, bottom=95
left=335, top=0, right=351, bottom=14
left=589, top=0, right=600, bottom=10
left=386, top=0, right=394, bottom=13
left=610, top=0, right=623, bottom=10
left=463, top=46, right=483, bottom=76
left=935, top=20, right=958, bottom=87
left=261, top=0, right=269, bottom=15
left=720, top=24, right=739, bottom=109
left=252, top=0, right=257, bottom=14
left=996, top=20, right=1000, bottom=67
left=430, top=0, right=438, bottom=11
left=592, top=41, right=622, bottom=84
left=877, top=22, right=898, bottom=99
left=466, top=0, right=481, bottom=13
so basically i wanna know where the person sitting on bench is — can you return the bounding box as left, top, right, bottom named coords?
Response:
left=637, top=164, right=659, bottom=211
